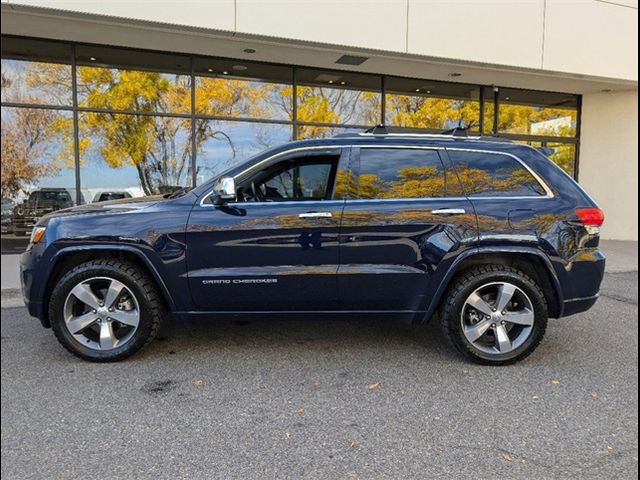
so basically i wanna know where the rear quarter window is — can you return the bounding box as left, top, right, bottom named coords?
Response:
left=447, top=149, right=547, bottom=197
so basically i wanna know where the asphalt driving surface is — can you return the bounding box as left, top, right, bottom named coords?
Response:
left=1, top=272, right=638, bottom=479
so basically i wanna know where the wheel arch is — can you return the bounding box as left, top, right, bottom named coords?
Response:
left=421, top=247, right=564, bottom=324
left=41, top=245, right=176, bottom=328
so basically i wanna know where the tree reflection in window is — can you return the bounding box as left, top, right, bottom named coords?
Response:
left=357, top=149, right=447, bottom=199
left=448, top=151, right=547, bottom=197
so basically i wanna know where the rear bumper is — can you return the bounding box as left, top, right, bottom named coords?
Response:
left=558, top=248, right=605, bottom=318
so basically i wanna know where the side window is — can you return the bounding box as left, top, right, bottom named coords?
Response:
left=263, top=163, right=333, bottom=200
left=356, top=148, right=447, bottom=199
left=447, top=150, right=547, bottom=197
left=238, top=153, right=340, bottom=202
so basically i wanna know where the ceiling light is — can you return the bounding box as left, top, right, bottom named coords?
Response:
left=243, top=48, right=256, bottom=54
left=315, top=74, right=342, bottom=83
left=89, top=57, right=97, bottom=61
left=415, top=88, right=421, bottom=92
left=340, top=81, right=346, bottom=85
left=328, top=80, right=334, bottom=84
left=449, top=72, right=462, bottom=77
left=505, top=96, right=510, bottom=100
left=222, top=71, right=229, bottom=75
left=426, top=90, right=431, bottom=94
left=207, top=68, right=214, bottom=72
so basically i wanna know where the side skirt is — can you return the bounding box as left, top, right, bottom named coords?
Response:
left=172, top=310, right=428, bottom=324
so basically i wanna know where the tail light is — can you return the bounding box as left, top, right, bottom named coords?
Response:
left=576, top=207, right=604, bottom=234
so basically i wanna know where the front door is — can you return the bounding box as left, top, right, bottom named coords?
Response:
left=337, top=146, right=477, bottom=312
left=187, top=147, right=349, bottom=312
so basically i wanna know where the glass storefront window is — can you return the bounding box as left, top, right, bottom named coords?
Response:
left=1, top=59, right=72, bottom=106
left=75, top=46, right=191, bottom=114
left=516, top=140, right=577, bottom=176
left=497, top=88, right=578, bottom=137
left=296, top=125, right=361, bottom=140
left=196, top=121, right=292, bottom=182
left=1, top=107, right=75, bottom=252
left=546, top=143, right=576, bottom=176
left=76, top=66, right=191, bottom=114
left=194, top=58, right=292, bottom=120
left=385, top=77, right=481, bottom=131
left=1, top=37, right=73, bottom=106
left=1, top=38, right=585, bottom=255
left=79, top=113, right=192, bottom=197
left=296, top=68, right=381, bottom=126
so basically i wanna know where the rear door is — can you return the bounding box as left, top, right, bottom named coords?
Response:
left=337, top=146, right=477, bottom=312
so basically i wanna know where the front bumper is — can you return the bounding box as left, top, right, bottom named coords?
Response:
left=561, top=294, right=600, bottom=317
left=20, top=244, right=49, bottom=327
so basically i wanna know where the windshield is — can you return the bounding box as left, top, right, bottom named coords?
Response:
left=29, top=191, right=72, bottom=204
left=189, top=146, right=280, bottom=198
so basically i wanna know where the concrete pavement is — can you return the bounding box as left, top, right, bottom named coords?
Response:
left=1, top=240, right=638, bottom=479
left=1, top=271, right=637, bottom=479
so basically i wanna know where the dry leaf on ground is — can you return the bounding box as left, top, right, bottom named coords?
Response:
left=500, top=452, right=513, bottom=462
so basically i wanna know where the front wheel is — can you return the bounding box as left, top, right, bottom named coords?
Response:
left=49, top=259, right=165, bottom=362
left=441, top=265, right=548, bottom=365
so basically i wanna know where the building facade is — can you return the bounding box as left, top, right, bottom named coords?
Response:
left=1, top=0, right=637, bottom=252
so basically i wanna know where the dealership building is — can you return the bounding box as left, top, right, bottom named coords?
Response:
left=1, top=0, right=637, bottom=252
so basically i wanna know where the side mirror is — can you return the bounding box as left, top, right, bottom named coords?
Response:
left=211, top=176, right=236, bottom=205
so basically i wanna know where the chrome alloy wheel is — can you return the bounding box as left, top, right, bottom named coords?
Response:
left=461, top=282, right=535, bottom=355
left=63, top=277, right=140, bottom=351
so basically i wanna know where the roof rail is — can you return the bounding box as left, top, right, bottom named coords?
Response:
left=333, top=125, right=513, bottom=142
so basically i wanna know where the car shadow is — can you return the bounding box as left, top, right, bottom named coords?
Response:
left=143, top=315, right=459, bottom=362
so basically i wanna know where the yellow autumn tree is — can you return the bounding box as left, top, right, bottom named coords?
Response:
left=32, top=65, right=278, bottom=195
left=293, top=86, right=380, bottom=139
left=387, top=95, right=480, bottom=130
left=1, top=66, right=71, bottom=197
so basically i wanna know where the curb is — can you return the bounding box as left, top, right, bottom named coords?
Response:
left=1, top=289, right=24, bottom=308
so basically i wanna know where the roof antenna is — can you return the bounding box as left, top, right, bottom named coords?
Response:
left=441, top=124, right=469, bottom=137
left=364, top=124, right=388, bottom=135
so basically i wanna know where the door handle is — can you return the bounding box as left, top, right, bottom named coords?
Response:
left=431, top=208, right=466, bottom=215
left=298, top=212, right=333, bottom=219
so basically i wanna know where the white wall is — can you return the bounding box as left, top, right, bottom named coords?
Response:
left=408, top=0, right=545, bottom=69
left=579, top=90, right=638, bottom=241
left=544, top=0, right=638, bottom=80
left=4, top=0, right=638, bottom=81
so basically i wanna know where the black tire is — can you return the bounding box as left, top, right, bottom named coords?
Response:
left=440, top=265, right=548, bottom=366
left=49, top=259, right=165, bottom=362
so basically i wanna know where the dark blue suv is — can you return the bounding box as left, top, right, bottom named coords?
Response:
left=20, top=130, right=606, bottom=364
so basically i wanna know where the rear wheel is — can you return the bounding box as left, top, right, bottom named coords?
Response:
left=441, top=265, right=548, bottom=365
left=49, top=259, right=165, bottom=362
